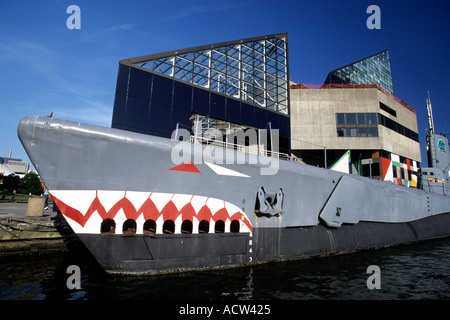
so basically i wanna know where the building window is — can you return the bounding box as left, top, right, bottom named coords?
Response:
left=336, top=112, right=418, bottom=142
left=379, top=102, right=397, bottom=117
left=336, top=126, right=379, bottom=138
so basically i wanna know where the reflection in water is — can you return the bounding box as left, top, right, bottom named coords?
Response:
left=0, top=237, right=449, bottom=300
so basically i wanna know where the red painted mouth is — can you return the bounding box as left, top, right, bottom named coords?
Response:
left=51, top=191, right=253, bottom=233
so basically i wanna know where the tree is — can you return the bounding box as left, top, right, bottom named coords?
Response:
left=0, top=174, right=20, bottom=194
left=17, top=172, right=43, bottom=195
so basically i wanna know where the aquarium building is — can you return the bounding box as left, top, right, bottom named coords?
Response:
left=290, top=50, right=421, bottom=187
left=111, top=34, right=421, bottom=188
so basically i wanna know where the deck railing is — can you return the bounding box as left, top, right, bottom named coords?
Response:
left=189, top=135, right=295, bottom=162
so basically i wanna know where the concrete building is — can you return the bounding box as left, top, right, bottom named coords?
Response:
left=0, top=156, right=29, bottom=178
left=290, top=50, right=421, bottom=188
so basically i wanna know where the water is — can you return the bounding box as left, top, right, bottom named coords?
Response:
left=0, top=238, right=449, bottom=301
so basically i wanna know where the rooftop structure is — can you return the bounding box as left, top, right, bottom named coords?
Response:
left=324, top=50, right=394, bottom=95
left=125, top=34, right=289, bottom=115
left=112, top=33, right=291, bottom=155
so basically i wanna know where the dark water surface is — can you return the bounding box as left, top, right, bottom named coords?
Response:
left=0, top=237, right=449, bottom=301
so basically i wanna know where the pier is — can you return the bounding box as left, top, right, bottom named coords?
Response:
left=0, top=200, right=73, bottom=257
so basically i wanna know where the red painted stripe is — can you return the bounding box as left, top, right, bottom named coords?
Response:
left=169, top=161, right=200, bottom=173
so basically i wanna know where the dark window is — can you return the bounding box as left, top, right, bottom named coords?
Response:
left=380, top=102, right=397, bottom=117
left=336, top=127, right=378, bottom=138
left=378, top=114, right=418, bottom=142
left=214, top=220, right=225, bottom=233
left=198, top=220, right=210, bottom=233
left=181, top=220, right=193, bottom=234
left=366, top=113, right=378, bottom=125
left=367, top=127, right=378, bottom=137
left=230, top=220, right=240, bottom=233
left=123, top=219, right=137, bottom=234
left=336, top=113, right=345, bottom=125
left=346, top=113, right=357, bottom=125
left=163, top=220, right=175, bottom=234
left=357, top=113, right=366, bottom=125
left=362, top=162, right=380, bottom=177
left=101, top=219, right=116, bottom=234
left=143, top=220, right=156, bottom=234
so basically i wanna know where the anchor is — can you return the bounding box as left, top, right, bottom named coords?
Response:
left=255, top=187, right=284, bottom=217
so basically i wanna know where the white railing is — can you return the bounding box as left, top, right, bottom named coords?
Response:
left=189, top=135, right=295, bottom=162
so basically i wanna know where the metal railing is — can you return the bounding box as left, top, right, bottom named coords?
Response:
left=189, top=135, right=295, bottom=162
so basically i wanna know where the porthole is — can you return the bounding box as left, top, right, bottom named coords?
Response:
left=214, top=220, right=225, bottom=233
left=143, top=219, right=156, bottom=234
left=181, top=220, right=193, bottom=234
left=198, top=220, right=210, bottom=233
left=100, top=218, right=116, bottom=234
left=122, top=219, right=137, bottom=234
left=230, top=220, right=240, bottom=233
left=163, top=220, right=175, bottom=234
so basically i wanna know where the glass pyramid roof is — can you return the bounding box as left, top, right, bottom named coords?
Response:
left=121, top=33, right=289, bottom=115
left=325, top=50, right=394, bottom=95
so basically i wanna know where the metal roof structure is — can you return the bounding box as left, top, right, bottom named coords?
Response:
left=120, top=33, right=290, bottom=115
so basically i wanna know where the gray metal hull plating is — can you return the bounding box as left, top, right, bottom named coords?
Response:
left=17, top=116, right=450, bottom=274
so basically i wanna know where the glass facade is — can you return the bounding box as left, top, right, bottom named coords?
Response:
left=129, top=34, right=289, bottom=115
left=325, top=50, right=394, bottom=95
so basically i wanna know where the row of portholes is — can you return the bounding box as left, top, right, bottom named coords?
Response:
left=100, top=218, right=241, bottom=235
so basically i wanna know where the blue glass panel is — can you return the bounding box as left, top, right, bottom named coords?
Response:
left=115, top=64, right=130, bottom=95
left=241, top=103, right=255, bottom=127
left=326, top=50, right=394, bottom=94
left=254, top=107, right=266, bottom=129
left=170, top=106, right=191, bottom=134
left=149, top=101, right=172, bottom=134
left=128, top=67, right=153, bottom=100
left=192, top=87, right=210, bottom=115
left=210, top=93, right=225, bottom=120
left=173, top=80, right=193, bottom=111
left=226, top=98, right=241, bottom=124
left=125, top=96, right=150, bottom=131
left=111, top=92, right=127, bottom=127
left=279, top=115, right=290, bottom=137
left=151, top=74, right=174, bottom=104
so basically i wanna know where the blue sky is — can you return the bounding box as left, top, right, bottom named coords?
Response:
left=1, top=0, right=449, bottom=168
